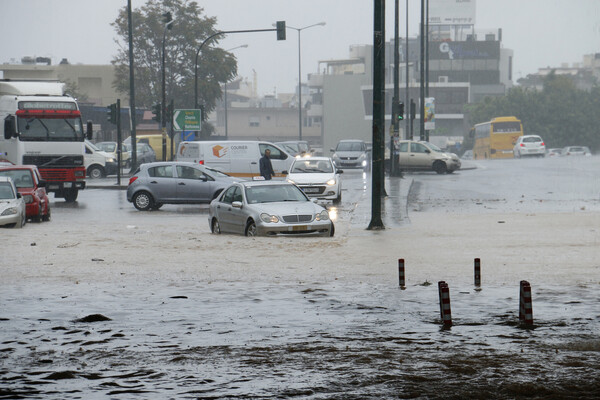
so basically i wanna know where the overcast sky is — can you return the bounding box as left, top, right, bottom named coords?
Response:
left=1, top=0, right=599, bottom=96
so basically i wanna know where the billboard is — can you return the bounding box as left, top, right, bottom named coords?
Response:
left=429, top=0, right=476, bottom=26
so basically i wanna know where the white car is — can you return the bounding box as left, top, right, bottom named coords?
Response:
left=285, top=157, right=343, bottom=204
left=562, top=146, right=592, bottom=157
left=0, top=176, right=26, bottom=228
left=513, top=135, right=546, bottom=158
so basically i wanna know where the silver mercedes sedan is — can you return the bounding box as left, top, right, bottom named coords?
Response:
left=208, top=180, right=334, bottom=237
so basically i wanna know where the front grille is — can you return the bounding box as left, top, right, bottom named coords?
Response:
left=23, top=155, right=84, bottom=167
left=282, top=214, right=313, bottom=223
left=340, top=156, right=358, bottom=160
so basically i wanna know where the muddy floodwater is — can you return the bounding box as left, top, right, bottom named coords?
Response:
left=2, top=162, right=600, bottom=399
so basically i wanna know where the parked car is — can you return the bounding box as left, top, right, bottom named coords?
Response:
left=330, top=140, right=370, bottom=170
left=0, top=165, right=50, bottom=222
left=547, top=148, right=563, bottom=157
left=208, top=180, right=334, bottom=237
left=0, top=176, right=26, bottom=228
left=127, top=161, right=237, bottom=211
left=285, top=156, right=343, bottom=204
left=124, top=142, right=157, bottom=165
left=397, top=140, right=461, bottom=174
left=84, top=140, right=118, bottom=179
left=96, top=141, right=131, bottom=167
left=274, top=141, right=313, bottom=157
left=513, top=135, right=546, bottom=158
left=561, top=146, right=592, bottom=157
left=461, top=150, right=473, bottom=160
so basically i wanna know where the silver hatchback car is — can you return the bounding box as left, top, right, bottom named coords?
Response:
left=127, top=161, right=237, bottom=211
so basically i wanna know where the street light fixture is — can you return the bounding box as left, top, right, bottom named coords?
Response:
left=224, top=44, right=248, bottom=139
left=278, top=22, right=326, bottom=140
left=161, top=11, right=174, bottom=161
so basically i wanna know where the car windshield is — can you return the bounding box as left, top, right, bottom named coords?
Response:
left=422, top=142, right=442, bottom=152
left=336, top=142, right=364, bottom=151
left=291, top=160, right=333, bottom=173
left=0, top=182, right=16, bottom=199
left=245, top=184, right=308, bottom=204
left=0, top=170, right=34, bottom=188
left=97, top=143, right=117, bottom=152
left=523, top=137, right=542, bottom=143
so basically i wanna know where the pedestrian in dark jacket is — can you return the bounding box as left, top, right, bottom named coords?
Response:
left=259, top=149, right=275, bottom=180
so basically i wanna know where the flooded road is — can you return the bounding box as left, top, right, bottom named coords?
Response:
left=1, top=159, right=599, bottom=399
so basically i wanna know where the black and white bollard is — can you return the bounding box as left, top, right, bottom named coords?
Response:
left=398, top=258, right=405, bottom=289
left=474, top=258, right=481, bottom=287
left=519, top=280, right=533, bottom=326
left=438, top=281, right=452, bottom=327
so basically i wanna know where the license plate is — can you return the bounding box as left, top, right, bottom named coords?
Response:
left=48, top=184, right=59, bottom=190
left=63, top=182, right=72, bottom=188
left=291, top=225, right=307, bottom=231
left=303, top=188, right=319, bottom=193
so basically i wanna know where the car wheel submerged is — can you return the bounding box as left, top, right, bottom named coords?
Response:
left=329, top=222, right=335, bottom=237
left=433, top=161, right=447, bottom=174
left=245, top=220, right=257, bottom=237
left=133, top=191, right=154, bottom=211
left=211, top=218, right=221, bottom=234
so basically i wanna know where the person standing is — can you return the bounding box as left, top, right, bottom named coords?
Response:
left=259, top=149, right=275, bottom=180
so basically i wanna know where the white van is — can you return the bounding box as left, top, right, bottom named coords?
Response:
left=176, top=141, right=293, bottom=178
left=84, top=140, right=118, bottom=179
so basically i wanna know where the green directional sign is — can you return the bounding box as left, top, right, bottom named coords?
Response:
left=173, top=109, right=201, bottom=131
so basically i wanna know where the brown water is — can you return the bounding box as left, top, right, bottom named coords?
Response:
left=2, top=279, right=599, bottom=399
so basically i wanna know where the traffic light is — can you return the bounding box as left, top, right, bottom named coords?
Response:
left=392, top=101, right=404, bottom=122
left=152, top=103, right=162, bottom=123
left=107, top=103, right=117, bottom=124
left=276, top=21, right=286, bottom=40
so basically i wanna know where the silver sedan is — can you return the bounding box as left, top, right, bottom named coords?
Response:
left=208, top=180, right=334, bottom=237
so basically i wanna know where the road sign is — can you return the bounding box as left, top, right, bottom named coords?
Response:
left=173, top=109, right=202, bottom=131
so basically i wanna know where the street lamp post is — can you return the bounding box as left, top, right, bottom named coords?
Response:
left=223, top=44, right=248, bottom=139
left=285, top=22, right=326, bottom=141
left=161, top=12, right=173, bottom=161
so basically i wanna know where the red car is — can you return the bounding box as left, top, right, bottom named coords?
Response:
left=0, top=165, right=51, bottom=222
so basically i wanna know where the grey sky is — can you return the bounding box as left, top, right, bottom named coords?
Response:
left=1, top=0, right=599, bottom=96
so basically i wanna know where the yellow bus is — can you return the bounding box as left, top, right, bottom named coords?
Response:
left=471, top=116, right=523, bottom=159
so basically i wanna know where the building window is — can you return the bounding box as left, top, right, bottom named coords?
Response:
left=249, top=116, right=260, bottom=127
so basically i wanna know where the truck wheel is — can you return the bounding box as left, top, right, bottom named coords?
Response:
left=133, top=191, right=154, bottom=211
left=64, top=189, right=78, bottom=203
left=88, top=165, right=105, bottom=179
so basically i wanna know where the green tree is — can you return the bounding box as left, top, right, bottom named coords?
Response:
left=111, top=0, right=237, bottom=136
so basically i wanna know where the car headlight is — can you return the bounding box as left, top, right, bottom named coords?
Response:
left=326, top=178, right=336, bottom=186
left=1, top=207, right=18, bottom=216
left=107, top=158, right=116, bottom=163
left=260, top=213, right=279, bottom=223
left=315, top=210, right=330, bottom=221
left=286, top=178, right=296, bottom=184
left=23, top=194, right=34, bottom=204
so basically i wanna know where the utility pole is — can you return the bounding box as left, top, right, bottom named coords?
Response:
left=161, top=12, right=173, bottom=161
left=420, top=0, right=425, bottom=141
left=391, top=0, right=400, bottom=177
left=127, top=0, right=137, bottom=170
left=368, top=0, right=385, bottom=231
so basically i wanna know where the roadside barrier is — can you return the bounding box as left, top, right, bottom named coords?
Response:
left=519, top=280, right=533, bottom=326
left=438, top=281, right=452, bottom=327
left=398, top=258, right=406, bottom=289
left=474, top=258, right=481, bottom=287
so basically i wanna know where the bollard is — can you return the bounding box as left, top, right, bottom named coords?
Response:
left=519, top=280, right=533, bottom=326
left=398, top=258, right=405, bottom=289
left=474, top=258, right=481, bottom=287
left=438, top=281, right=452, bottom=327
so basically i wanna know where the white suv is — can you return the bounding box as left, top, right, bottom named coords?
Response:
left=513, top=135, right=546, bottom=158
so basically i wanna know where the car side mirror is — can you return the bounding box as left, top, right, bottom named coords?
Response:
left=337, top=169, right=344, bottom=174
left=4, top=115, right=17, bottom=139
left=425, top=149, right=431, bottom=153
left=232, top=201, right=242, bottom=208
left=282, top=170, right=288, bottom=175
left=330, top=148, right=334, bottom=152
left=16, top=192, right=22, bottom=199
left=38, top=179, right=47, bottom=188
left=86, top=120, right=93, bottom=140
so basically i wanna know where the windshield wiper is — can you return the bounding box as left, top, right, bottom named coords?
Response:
left=40, top=155, right=68, bottom=167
